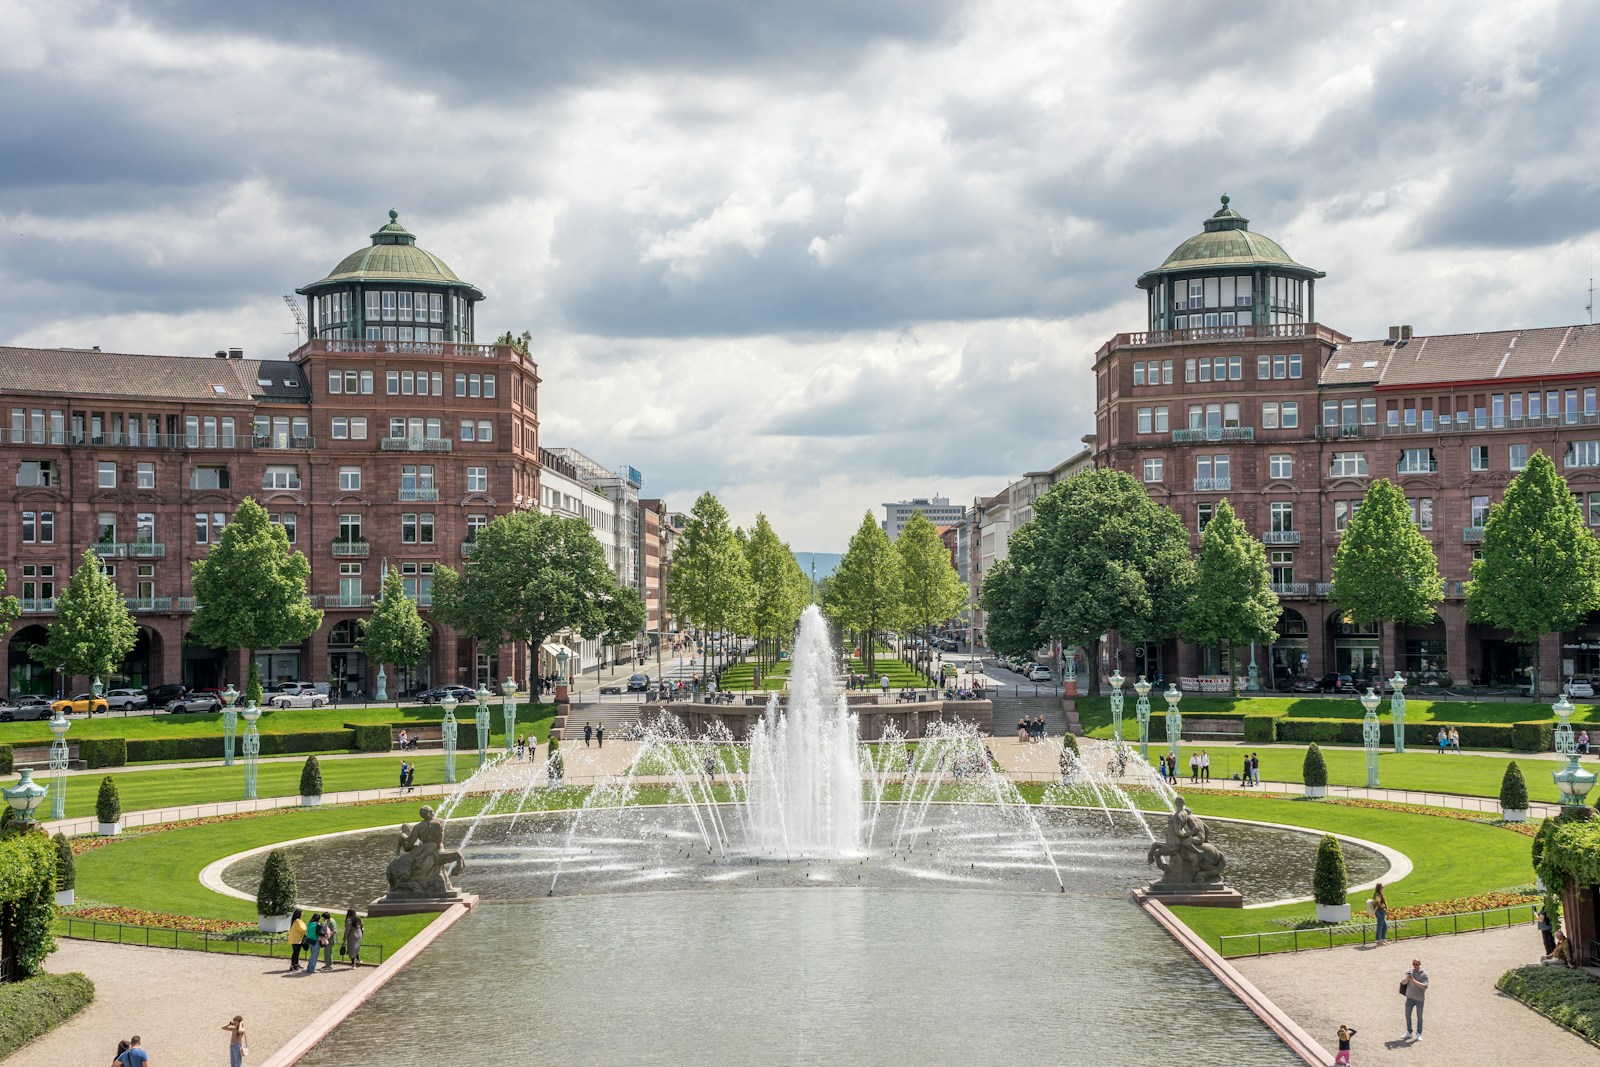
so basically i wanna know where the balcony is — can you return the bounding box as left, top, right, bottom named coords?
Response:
left=461, top=541, right=478, bottom=557
left=1314, top=424, right=1371, bottom=439
left=1314, top=582, right=1334, bottom=596
left=1444, top=580, right=1469, bottom=599
left=332, top=540, right=371, bottom=557
left=253, top=435, right=316, bottom=450
left=176, top=597, right=197, bottom=612
left=320, top=593, right=373, bottom=609
left=1463, top=527, right=1486, bottom=543
left=93, top=541, right=125, bottom=557
left=127, top=542, right=165, bottom=558
left=295, top=339, right=509, bottom=360
left=124, top=596, right=173, bottom=612
left=1192, top=477, right=1232, bottom=492
left=399, top=487, right=440, bottom=502
left=20, top=598, right=55, bottom=613
left=1098, top=322, right=1346, bottom=353
left=2, top=429, right=250, bottom=449
left=1171, top=426, right=1255, bottom=443
left=381, top=436, right=454, bottom=453
left=1270, top=582, right=1310, bottom=597
left=1262, top=530, right=1301, bottom=545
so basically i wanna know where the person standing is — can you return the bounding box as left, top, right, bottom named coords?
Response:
left=1200, top=750, right=1210, bottom=783
left=342, top=908, right=364, bottom=967
left=1250, top=752, right=1261, bottom=786
left=222, top=1016, right=247, bottom=1067
left=584, top=722, right=593, bottom=747
left=1333, top=1024, right=1356, bottom=1066
left=1401, top=958, right=1429, bottom=1041
left=303, top=913, right=321, bottom=974
left=115, top=1036, right=149, bottom=1066
left=318, top=911, right=337, bottom=972
left=880, top=674, right=890, bottom=697
left=1188, top=751, right=1199, bottom=784
left=1536, top=905, right=1557, bottom=959
left=287, top=908, right=307, bottom=971
left=596, top=723, right=604, bottom=749
left=1371, top=882, right=1389, bottom=944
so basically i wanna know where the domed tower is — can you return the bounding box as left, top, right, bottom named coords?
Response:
left=1137, top=196, right=1324, bottom=335
left=295, top=210, right=486, bottom=344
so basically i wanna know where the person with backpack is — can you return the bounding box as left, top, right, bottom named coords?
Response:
left=303, top=913, right=321, bottom=974
left=317, top=911, right=337, bottom=972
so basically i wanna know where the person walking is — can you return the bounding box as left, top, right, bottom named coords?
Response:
left=1401, top=958, right=1429, bottom=1041
left=1200, top=750, right=1210, bottom=783
left=1449, top=726, right=1461, bottom=753
left=342, top=908, right=364, bottom=967
left=1333, top=1024, right=1357, bottom=1066
left=1371, top=883, right=1388, bottom=944
left=1188, top=751, right=1199, bottom=784
left=1250, top=752, right=1261, bottom=786
left=584, top=722, right=593, bottom=747
left=114, top=1036, right=149, bottom=1066
left=222, top=1016, right=248, bottom=1067
left=596, top=723, right=605, bottom=749
left=1436, top=727, right=1448, bottom=754
left=287, top=908, right=307, bottom=971
left=880, top=674, right=890, bottom=697
left=318, top=911, right=337, bottom=972
left=303, top=913, right=321, bottom=974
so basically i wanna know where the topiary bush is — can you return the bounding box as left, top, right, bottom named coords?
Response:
left=299, top=755, right=323, bottom=797
left=1303, top=743, right=1328, bottom=788
left=256, top=848, right=297, bottom=917
left=1313, top=833, right=1348, bottom=907
left=1501, top=760, right=1530, bottom=811
left=52, top=833, right=73, bottom=892
left=1060, top=732, right=1080, bottom=755
left=244, top=660, right=264, bottom=708
left=95, top=777, right=121, bottom=825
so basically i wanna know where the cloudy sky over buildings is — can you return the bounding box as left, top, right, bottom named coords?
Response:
left=5, top=1, right=1598, bottom=548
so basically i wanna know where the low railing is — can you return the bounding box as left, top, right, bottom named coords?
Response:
left=298, top=338, right=505, bottom=360
left=380, top=437, right=453, bottom=453
left=56, top=917, right=385, bottom=965
left=460, top=541, right=478, bottom=557
left=127, top=542, right=165, bottom=558
left=176, top=597, right=196, bottom=612
left=320, top=593, right=373, bottom=609
left=1463, top=526, right=1486, bottom=543
left=398, top=487, right=440, bottom=501
left=124, top=597, right=173, bottom=612
left=1218, top=902, right=1538, bottom=959
left=2, top=430, right=248, bottom=449
left=1108, top=322, right=1340, bottom=349
left=1262, top=530, right=1300, bottom=545
left=253, top=435, right=316, bottom=450
left=1192, top=477, right=1232, bottom=492
left=1172, top=427, right=1256, bottom=443
left=20, top=598, right=55, bottom=613
left=1314, top=582, right=1333, bottom=596
left=332, top=540, right=371, bottom=557
left=1314, top=424, right=1372, bottom=439
left=1270, top=582, right=1309, bottom=596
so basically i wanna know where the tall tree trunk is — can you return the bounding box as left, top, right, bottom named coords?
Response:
left=1088, top=637, right=1102, bottom=697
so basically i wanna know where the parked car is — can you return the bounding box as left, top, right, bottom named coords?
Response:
left=626, top=673, right=651, bottom=692
left=268, top=681, right=319, bottom=696
left=146, top=683, right=188, bottom=706
left=1565, top=677, right=1596, bottom=698
left=268, top=691, right=328, bottom=709
left=104, top=688, right=149, bottom=712
left=415, top=685, right=476, bottom=705
left=52, top=693, right=109, bottom=715
left=1316, top=673, right=1357, bottom=693
left=1027, top=665, right=1053, bottom=682
left=598, top=683, right=624, bottom=695
left=167, top=693, right=224, bottom=713
left=1287, top=675, right=1322, bottom=693
left=0, top=696, right=54, bottom=722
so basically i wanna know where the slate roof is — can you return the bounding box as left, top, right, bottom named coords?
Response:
left=0, top=347, right=310, bottom=404
left=1138, top=196, right=1323, bottom=288
left=297, top=210, right=484, bottom=298
left=1319, top=324, right=1600, bottom=389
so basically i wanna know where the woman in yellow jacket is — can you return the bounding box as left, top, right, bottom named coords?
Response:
left=287, top=909, right=307, bottom=971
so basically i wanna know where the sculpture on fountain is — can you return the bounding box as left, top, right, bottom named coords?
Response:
left=368, top=805, right=478, bottom=915
left=1141, top=797, right=1242, bottom=907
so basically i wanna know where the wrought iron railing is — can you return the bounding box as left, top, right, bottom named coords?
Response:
left=380, top=437, right=454, bottom=453
left=56, top=917, right=385, bottom=964
left=1219, top=903, right=1538, bottom=958
left=1172, top=427, right=1256, bottom=443
left=332, top=540, right=371, bottom=557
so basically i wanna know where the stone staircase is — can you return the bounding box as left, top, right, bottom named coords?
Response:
left=989, top=694, right=1074, bottom=737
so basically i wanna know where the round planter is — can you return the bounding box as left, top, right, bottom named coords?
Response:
left=1315, top=902, right=1352, bottom=923
left=1304, top=785, right=1328, bottom=799
left=54, top=889, right=75, bottom=907
left=1502, top=808, right=1528, bottom=823
left=258, top=914, right=291, bottom=934
left=299, top=795, right=322, bottom=808
left=97, top=821, right=121, bottom=837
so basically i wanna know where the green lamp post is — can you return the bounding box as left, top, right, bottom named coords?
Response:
left=1552, top=694, right=1598, bottom=809
left=241, top=702, right=262, bottom=800
left=475, top=684, right=492, bottom=768
left=1133, top=675, right=1153, bottom=761
left=440, top=693, right=459, bottom=784
left=3, top=768, right=47, bottom=826
left=1388, top=671, right=1408, bottom=753
left=501, top=677, right=518, bottom=754
left=47, top=709, right=70, bottom=820
left=1108, top=669, right=1125, bottom=743
left=220, top=684, right=239, bottom=766
left=1360, top=687, right=1382, bottom=788
left=1163, top=684, right=1183, bottom=766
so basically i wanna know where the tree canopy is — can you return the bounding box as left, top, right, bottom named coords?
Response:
left=744, top=513, right=809, bottom=670
left=188, top=498, right=322, bottom=670
left=28, top=550, right=138, bottom=702
left=359, top=567, right=432, bottom=680
left=1330, top=478, right=1442, bottom=676
left=977, top=526, right=1049, bottom=661
left=1180, top=500, right=1279, bottom=694
left=827, top=512, right=903, bottom=675
left=664, top=492, right=751, bottom=673
left=896, top=510, right=968, bottom=678
left=0, top=566, right=18, bottom=635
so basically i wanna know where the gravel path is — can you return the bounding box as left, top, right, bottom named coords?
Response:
left=3, top=939, right=363, bottom=1067
left=1233, top=924, right=1593, bottom=1063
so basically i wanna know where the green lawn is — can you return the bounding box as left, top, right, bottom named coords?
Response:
left=1076, top=694, right=1597, bottom=730
left=719, top=661, right=791, bottom=691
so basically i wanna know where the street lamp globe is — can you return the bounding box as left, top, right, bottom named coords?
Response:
left=1133, top=675, right=1152, bottom=700
left=91, top=677, right=104, bottom=699
left=4, top=768, right=48, bottom=825
left=221, top=685, right=239, bottom=708
left=1359, top=688, right=1381, bottom=715
left=1552, top=694, right=1597, bottom=808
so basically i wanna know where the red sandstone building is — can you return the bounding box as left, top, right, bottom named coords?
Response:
left=1094, top=197, right=1600, bottom=693
left=1, top=212, right=541, bottom=697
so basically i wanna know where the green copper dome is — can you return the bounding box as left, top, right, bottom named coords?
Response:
left=297, top=210, right=485, bottom=298
left=1136, top=196, right=1322, bottom=290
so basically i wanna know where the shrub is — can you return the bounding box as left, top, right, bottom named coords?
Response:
left=95, top=776, right=121, bottom=825
left=1501, top=761, right=1530, bottom=811
left=1303, top=743, right=1328, bottom=788
left=0, top=832, right=57, bottom=976
left=1496, top=965, right=1600, bottom=1045
left=79, top=737, right=127, bottom=769
left=1313, top=833, right=1348, bottom=907
left=1242, top=715, right=1277, bottom=743
left=0, top=744, right=11, bottom=775
left=299, top=755, right=323, bottom=797
left=244, top=660, right=264, bottom=708
left=256, top=848, right=297, bottom=916
left=1513, top=721, right=1557, bottom=753
left=351, top=722, right=392, bottom=752
left=52, top=833, right=74, bottom=892
left=124, top=729, right=356, bottom=763
left=548, top=735, right=564, bottom=779
left=0, top=972, right=95, bottom=1060
left=1059, top=732, right=1080, bottom=755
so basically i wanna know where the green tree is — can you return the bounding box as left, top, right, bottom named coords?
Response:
left=188, top=499, right=321, bottom=695
left=0, top=566, right=19, bottom=635
left=745, top=514, right=808, bottom=672
left=829, top=513, right=903, bottom=676
left=1180, top=500, right=1279, bottom=695
left=28, top=550, right=138, bottom=709
left=1004, top=469, right=1193, bottom=695
left=896, top=510, right=968, bottom=684
left=664, top=493, right=752, bottom=679
left=496, top=329, right=532, bottom=355
left=359, top=567, right=432, bottom=691
left=432, top=510, right=644, bottom=697
left=1330, top=478, right=1442, bottom=685
left=1468, top=450, right=1600, bottom=695
left=978, top=526, right=1050, bottom=662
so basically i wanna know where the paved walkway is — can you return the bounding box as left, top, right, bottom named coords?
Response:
left=1234, top=925, right=1595, bottom=1064
left=2, top=939, right=362, bottom=1067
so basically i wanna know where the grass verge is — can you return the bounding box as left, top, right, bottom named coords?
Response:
left=1496, top=965, right=1600, bottom=1046
left=0, top=972, right=94, bottom=1059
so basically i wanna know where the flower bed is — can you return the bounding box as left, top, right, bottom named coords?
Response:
left=61, top=905, right=256, bottom=934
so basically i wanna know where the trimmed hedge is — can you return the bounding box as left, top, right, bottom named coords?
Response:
left=1243, top=715, right=1278, bottom=743
left=351, top=722, right=393, bottom=752
left=1496, top=965, right=1600, bottom=1045
left=0, top=743, right=10, bottom=775
left=79, top=737, right=127, bottom=769
left=125, top=729, right=356, bottom=763
left=1273, top=718, right=1525, bottom=750
left=1313, top=833, right=1349, bottom=907
left=0, top=972, right=95, bottom=1060
left=1513, top=721, right=1557, bottom=753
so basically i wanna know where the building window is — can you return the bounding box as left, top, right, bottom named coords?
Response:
left=467, top=466, right=488, bottom=492
left=328, top=370, right=343, bottom=394
left=1566, top=441, right=1600, bottom=468
left=1470, top=445, right=1489, bottom=472
left=21, top=564, right=55, bottom=602
left=1330, top=452, right=1369, bottom=477
left=135, top=512, right=155, bottom=544
left=400, top=561, right=435, bottom=602
left=1333, top=501, right=1360, bottom=533
left=191, top=466, right=230, bottom=490
left=400, top=465, right=435, bottom=493
left=1184, top=359, right=1196, bottom=383
left=1587, top=493, right=1600, bottom=527
left=1137, top=406, right=1169, bottom=434
left=271, top=512, right=297, bottom=544
left=21, top=510, right=55, bottom=544
left=1509, top=444, right=1529, bottom=471
left=1262, top=402, right=1279, bottom=429
left=262, top=465, right=301, bottom=490
left=330, top=416, right=368, bottom=441
left=1397, top=448, right=1437, bottom=474
left=1268, top=454, right=1293, bottom=480
left=339, top=514, right=364, bottom=543
left=1142, top=458, right=1163, bottom=483
left=401, top=513, right=436, bottom=545
left=1270, top=551, right=1294, bottom=585
left=1470, top=495, right=1491, bottom=527
left=1196, top=502, right=1216, bottom=533
left=17, top=460, right=58, bottom=487
left=339, top=466, right=361, bottom=491
left=1263, top=401, right=1297, bottom=430
left=1408, top=497, right=1434, bottom=531
left=1196, top=454, right=1230, bottom=488
left=92, top=460, right=116, bottom=488
left=1270, top=502, right=1294, bottom=532
left=136, top=462, right=155, bottom=488
left=466, top=514, right=489, bottom=541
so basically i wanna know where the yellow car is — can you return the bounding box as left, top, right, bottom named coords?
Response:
left=51, top=694, right=109, bottom=716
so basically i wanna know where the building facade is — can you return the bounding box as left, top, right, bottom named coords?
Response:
left=1095, top=197, right=1600, bottom=691
left=2, top=211, right=542, bottom=698
left=881, top=495, right=967, bottom=540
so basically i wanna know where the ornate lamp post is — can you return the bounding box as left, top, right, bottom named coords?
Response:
left=220, top=684, right=239, bottom=766
left=3, top=768, right=47, bottom=826
left=91, top=676, right=104, bottom=703
left=475, top=684, right=492, bottom=768
left=1552, top=694, right=1598, bottom=809
left=1108, top=669, right=1125, bottom=743
left=1360, top=687, right=1382, bottom=788
left=441, top=694, right=459, bottom=784
left=556, top=647, right=571, bottom=688
left=1388, top=671, right=1408, bottom=753
left=47, top=709, right=70, bottom=820
left=1134, top=675, right=1153, bottom=761
left=375, top=664, right=388, bottom=703
left=1163, top=684, right=1183, bottom=766
left=501, top=677, right=518, bottom=754
left=1064, top=646, right=1077, bottom=692
left=241, top=701, right=262, bottom=800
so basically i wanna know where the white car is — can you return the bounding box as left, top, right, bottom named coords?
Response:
left=1565, top=677, right=1596, bottom=699
left=269, top=691, right=328, bottom=709
left=1027, top=665, right=1053, bottom=682
left=104, top=688, right=149, bottom=711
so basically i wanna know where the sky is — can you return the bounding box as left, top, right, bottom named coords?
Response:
left=6, top=1, right=1600, bottom=551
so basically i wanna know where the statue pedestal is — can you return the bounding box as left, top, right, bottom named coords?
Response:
left=367, top=891, right=479, bottom=917
left=1136, top=885, right=1243, bottom=908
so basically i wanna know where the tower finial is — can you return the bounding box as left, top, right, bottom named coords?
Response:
left=388, top=208, right=398, bottom=223
left=1220, top=194, right=1229, bottom=207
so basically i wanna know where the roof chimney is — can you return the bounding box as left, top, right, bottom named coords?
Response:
left=214, top=349, right=228, bottom=359
left=227, top=347, right=244, bottom=359
left=1387, top=326, right=1401, bottom=341
left=1399, top=325, right=1413, bottom=341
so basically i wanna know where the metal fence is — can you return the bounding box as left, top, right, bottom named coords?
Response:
left=1219, top=902, right=1538, bottom=958
left=57, top=917, right=385, bottom=964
